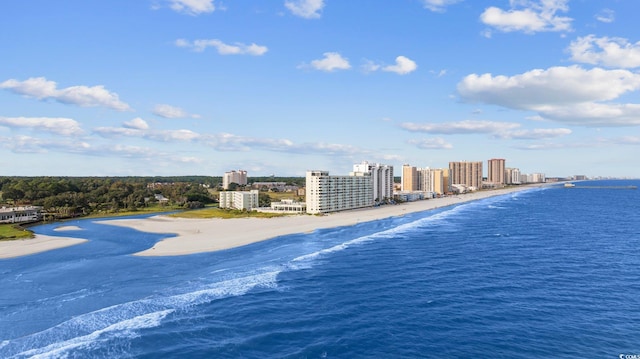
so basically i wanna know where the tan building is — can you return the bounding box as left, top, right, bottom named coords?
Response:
left=449, top=161, right=483, bottom=189
left=401, top=164, right=417, bottom=191
left=432, top=168, right=449, bottom=195
left=488, top=158, right=506, bottom=185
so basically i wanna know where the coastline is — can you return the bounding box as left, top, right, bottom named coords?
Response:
left=0, top=234, right=88, bottom=259
left=103, top=185, right=540, bottom=257
left=0, top=185, right=542, bottom=259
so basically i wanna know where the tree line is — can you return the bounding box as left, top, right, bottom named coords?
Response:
left=0, top=176, right=306, bottom=219
left=0, top=176, right=216, bottom=218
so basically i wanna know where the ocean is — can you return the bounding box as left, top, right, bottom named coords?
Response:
left=1, top=180, right=639, bottom=358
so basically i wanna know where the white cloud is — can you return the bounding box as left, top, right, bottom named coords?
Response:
left=175, top=39, right=268, bottom=56
left=303, top=52, right=351, bottom=72
left=494, top=128, right=572, bottom=139
left=94, top=119, right=201, bottom=142
left=421, top=0, right=463, bottom=12
left=170, top=0, right=215, bottom=15
left=152, top=104, right=200, bottom=119
left=0, top=135, right=91, bottom=154
left=123, top=117, right=150, bottom=130
left=0, top=77, right=131, bottom=111
left=595, top=8, right=615, bottom=23
left=480, top=0, right=572, bottom=34
left=401, top=120, right=571, bottom=140
left=568, top=35, right=640, bottom=69
left=0, top=116, right=84, bottom=136
left=285, top=0, right=324, bottom=19
left=382, top=56, right=418, bottom=75
left=457, top=65, right=640, bottom=126
left=362, top=56, right=418, bottom=75
left=401, top=120, right=521, bottom=134
left=362, top=60, right=381, bottom=73
left=407, top=138, right=453, bottom=150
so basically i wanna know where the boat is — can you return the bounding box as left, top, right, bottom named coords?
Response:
left=564, top=183, right=576, bottom=188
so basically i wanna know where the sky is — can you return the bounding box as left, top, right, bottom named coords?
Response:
left=1, top=0, right=639, bottom=178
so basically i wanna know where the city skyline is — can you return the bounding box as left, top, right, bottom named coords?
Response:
left=2, top=1, right=639, bottom=178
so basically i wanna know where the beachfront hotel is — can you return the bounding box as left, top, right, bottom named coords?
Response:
left=401, top=164, right=417, bottom=191
left=352, top=161, right=394, bottom=203
left=305, top=170, right=374, bottom=214
left=449, top=161, right=483, bottom=190
left=219, top=190, right=259, bottom=210
left=402, top=165, right=450, bottom=195
left=0, top=206, right=42, bottom=224
left=488, top=158, right=506, bottom=185
left=505, top=167, right=522, bottom=185
left=222, top=170, right=248, bottom=190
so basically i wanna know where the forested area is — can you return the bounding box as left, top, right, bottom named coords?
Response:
left=0, top=176, right=217, bottom=218
left=0, top=176, right=306, bottom=220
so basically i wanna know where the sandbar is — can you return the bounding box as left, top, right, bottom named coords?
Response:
left=0, top=235, right=88, bottom=259
left=100, top=185, right=539, bottom=257
left=53, top=225, right=83, bottom=231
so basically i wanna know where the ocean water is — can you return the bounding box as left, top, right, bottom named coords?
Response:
left=1, top=180, right=639, bottom=358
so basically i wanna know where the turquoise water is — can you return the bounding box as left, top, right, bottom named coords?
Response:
left=1, top=180, right=639, bottom=358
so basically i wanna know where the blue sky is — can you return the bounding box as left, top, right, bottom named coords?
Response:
left=1, top=0, right=639, bottom=178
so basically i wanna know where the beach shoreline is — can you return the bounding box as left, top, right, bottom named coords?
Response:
left=0, top=235, right=88, bottom=259
left=106, top=185, right=541, bottom=257
left=0, top=185, right=543, bottom=259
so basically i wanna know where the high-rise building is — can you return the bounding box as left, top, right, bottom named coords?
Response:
left=432, top=168, right=448, bottom=195
left=417, top=167, right=433, bottom=193
left=401, top=164, right=417, bottom=192
left=449, top=161, right=483, bottom=189
left=305, top=170, right=373, bottom=214
left=488, top=158, right=506, bottom=185
left=505, top=168, right=521, bottom=185
left=222, top=170, right=247, bottom=190
left=352, top=161, right=394, bottom=203
left=416, top=168, right=449, bottom=195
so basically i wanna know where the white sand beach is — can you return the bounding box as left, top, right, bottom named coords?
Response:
left=102, top=185, right=537, bottom=257
left=0, top=185, right=541, bottom=259
left=0, top=235, right=88, bottom=259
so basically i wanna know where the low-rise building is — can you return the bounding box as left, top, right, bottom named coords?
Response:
left=269, top=199, right=307, bottom=214
left=219, top=190, right=259, bottom=210
left=0, top=206, right=42, bottom=224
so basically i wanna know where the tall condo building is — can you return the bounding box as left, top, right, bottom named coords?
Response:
left=352, top=161, right=394, bottom=203
left=417, top=168, right=433, bottom=193
left=401, top=164, right=417, bottom=191
left=449, top=161, right=483, bottom=189
left=488, top=158, right=506, bottom=185
left=222, top=170, right=247, bottom=190
left=505, top=168, right=521, bottom=185
left=416, top=168, right=449, bottom=195
left=433, top=168, right=449, bottom=195
left=305, top=170, right=374, bottom=214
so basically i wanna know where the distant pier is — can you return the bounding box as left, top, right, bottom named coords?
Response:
left=564, top=183, right=637, bottom=190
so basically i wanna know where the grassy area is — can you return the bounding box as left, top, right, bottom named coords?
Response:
left=0, top=224, right=34, bottom=240
left=170, top=208, right=288, bottom=219
left=83, top=205, right=187, bottom=219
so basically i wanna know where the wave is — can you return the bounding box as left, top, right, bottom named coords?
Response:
left=15, top=310, right=173, bottom=359
left=1, top=269, right=282, bottom=359
left=2, top=190, right=534, bottom=357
